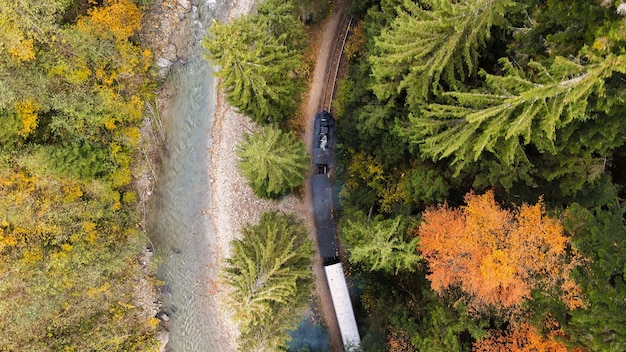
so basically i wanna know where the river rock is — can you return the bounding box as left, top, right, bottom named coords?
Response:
left=163, top=44, right=178, bottom=62
left=156, top=58, right=173, bottom=78
left=157, top=58, right=173, bottom=69
left=177, top=0, right=190, bottom=10
left=156, top=330, right=169, bottom=352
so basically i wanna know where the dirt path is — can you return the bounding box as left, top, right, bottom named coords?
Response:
left=301, top=1, right=351, bottom=351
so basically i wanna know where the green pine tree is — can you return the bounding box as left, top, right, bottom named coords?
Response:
left=236, top=126, right=308, bottom=199
left=222, top=211, right=313, bottom=351
left=403, top=53, right=626, bottom=175
left=340, top=213, right=421, bottom=274
left=256, top=0, right=307, bottom=50
left=202, top=3, right=306, bottom=124
left=370, top=0, right=517, bottom=107
left=563, top=203, right=626, bottom=351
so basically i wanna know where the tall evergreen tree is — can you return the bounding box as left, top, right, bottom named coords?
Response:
left=370, top=0, right=517, bottom=107
left=202, top=2, right=306, bottom=124
left=403, top=54, right=626, bottom=176
left=563, top=203, right=626, bottom=351
left=236, top=126, right=308, bottom=199
left=222, top=211, right=313, bottom=350
left=256, top=0, right=306, bottom=50
left=340, top=213, right=421, bottom=274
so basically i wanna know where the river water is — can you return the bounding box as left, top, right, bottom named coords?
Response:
left=146, top=1, right=232, bottom=351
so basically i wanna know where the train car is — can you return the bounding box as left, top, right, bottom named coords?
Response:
left=312, top=173, right=339, bottom=265
left=325, top=262, right=361, bottom=350
left=312, top=110, right=339, bottom=264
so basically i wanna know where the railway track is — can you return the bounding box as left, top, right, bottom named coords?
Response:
left=322, top=14, right=352, bottom=113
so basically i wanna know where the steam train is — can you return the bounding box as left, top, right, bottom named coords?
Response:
left=311, top=111, right=361, bottom=350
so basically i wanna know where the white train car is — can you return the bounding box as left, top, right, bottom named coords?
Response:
left=324, top=262, right=361, bottom=351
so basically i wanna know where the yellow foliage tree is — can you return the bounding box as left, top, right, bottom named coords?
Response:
left=6, top=36, right=35, bottom=63
left=15, top=99, right=39, bottom=137
left=345, top=151, right=407, bottom=212
left=80, top=0, right=142, bottom=40
left=0, top=0, right=71, bottom=64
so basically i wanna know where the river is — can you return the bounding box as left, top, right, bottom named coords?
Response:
left=145, top=0, right=234, bottom=351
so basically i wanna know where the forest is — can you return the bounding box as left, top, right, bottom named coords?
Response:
left=0, top=0, right=159, bottom=350
left=203, top=0, right=626, bottom=350
left=334, top=0, right=626, bottom=350
left=3, top=0, right=626, bottom=350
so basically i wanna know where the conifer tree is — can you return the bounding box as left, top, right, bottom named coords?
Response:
left=222, top=211, right=313, bottom=350
left=341, top=214, right=421, bottom=274
left=256, top=0, right=306, bottom=51
left=236, top=126, right=308, bottom=199
left=563, top=203, right=626, bottom=351
left=404, top=53, right=626, bottom=175
left=370, top=0, right=517, bottom=107
left=203, top=3, right=306, bottom=124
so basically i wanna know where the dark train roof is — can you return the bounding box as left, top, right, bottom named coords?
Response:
left=313, top=111, right=335, bottom=166
left=311, top=174, right=339, bottom=260
left=313, top=145, right=333, bottom=166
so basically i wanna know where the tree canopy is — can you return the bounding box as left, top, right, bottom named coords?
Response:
left=334, top=0, right=626, bottom=349
left=473, top=322, right=569, bottom=352
left=340, top=213, right=421, bottom=274
left=562, top=202, right=626, bottom=351
left=404, top=54, right=626, bottom=176
left=202, top=0, right=307, bottom=124
left=222, top=211, right=313, bottom=351
left=417, top=190, right=583, bottom=316
left=236, top=126, right=308, bottom=199
left=0, top=0, right=158, bottom=349
left=370, top=0, right=517, bottom=107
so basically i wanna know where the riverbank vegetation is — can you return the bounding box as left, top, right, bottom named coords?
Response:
left=336, top=0, right=626, bottom=350
left=203, top=1, right=329, bottom=350
left=0, top=0, right=160, bottom=350
left=203, top=0, right=320, bottom=200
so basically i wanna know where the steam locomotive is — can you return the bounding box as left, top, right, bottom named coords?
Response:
left=311, top=111, right=339, bottom=265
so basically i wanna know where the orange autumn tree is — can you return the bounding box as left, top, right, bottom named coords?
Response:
left=417, top=190, right=583, bottom=315
left=473, top=323, right=569, bottom=352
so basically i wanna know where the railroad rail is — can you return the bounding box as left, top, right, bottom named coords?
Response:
left=322, top=15, right=352, bottom=113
